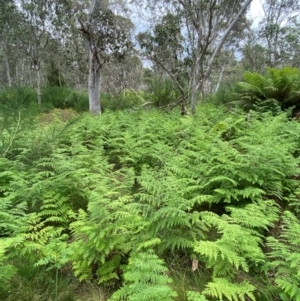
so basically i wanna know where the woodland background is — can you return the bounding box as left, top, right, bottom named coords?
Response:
left=1, top=0, right=300, bottom=301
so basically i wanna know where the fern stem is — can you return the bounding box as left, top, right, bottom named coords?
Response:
left=55, top=267, right=59, bottom=301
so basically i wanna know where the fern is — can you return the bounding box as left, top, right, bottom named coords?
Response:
left=2, top=105, right=300, bottom=300
left=109, top=250, right=177, bottom=301
left=0, top=239, right=17, bottom=292
left=203, top=278, right=255, bottom=301
left=266, top=211, right=300, bottom=301
left=191, top=198, right=280, bottom=299
left=235, top=67, right=300, bottom=113
left=186, top=291, right=209, bottom=301
left=196, top=208, right=270, bottom=273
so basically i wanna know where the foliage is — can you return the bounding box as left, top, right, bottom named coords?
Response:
left=41, top=86, right=89, bottom=112
left=266, top=211, right=300, bottom=301
left=0, top=241, right=17, bottom=295
left=1, top=102, right=300, bottom=300
left=0, top=86, right=37, bottom=111
left=145, top=77, right=182, bottom=108
left=235, top=67, right=300, bottom=114
left=101, top=90, right=145, bottom=111
left=47, top=60, right=66, bottom=87
left=109, top=250, right=177, bottom=301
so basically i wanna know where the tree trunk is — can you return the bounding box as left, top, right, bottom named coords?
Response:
left=190, top=0, right=253, bottom=114
left=215, top=66, right=225, bottom=92
left=88, top=50, right=101, bottom=114
left=37, top=69, right=41, bottom=105
left=82, top=0, right=102, bottom=114
left=191, top=45, right=202, bottom=114
left=2, top=33, right=12, bottom=87
left=4, top=51, right=12, bottom=87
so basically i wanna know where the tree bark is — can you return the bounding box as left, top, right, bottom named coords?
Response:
left=2, top=33, right=12, bottom=87
left=4, top=50, right=12, bottom=87
left=215, top=66, right=224, bottom=92
left=37, top=68, right=41, bottom=105
left=88, top=50, right=101, bottom=114
left=83, top=0, right=102, bottom=114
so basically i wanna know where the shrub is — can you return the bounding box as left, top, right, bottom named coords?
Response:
left=145, top=77, right=182, bottom=108
left=101, top=90, right=145, bottom=111
left=41, top=86, right=88, bottom=112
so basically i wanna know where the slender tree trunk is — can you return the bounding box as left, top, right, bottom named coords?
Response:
left=29, top=70, right=32, bottom=86
left=206, top=0, right=253, bottom=78
left=88, top=50, right=101, bottom=114
left=190, top=48, right=201, bottom=115
left=2, top=33, right=12, bottom=87
left=190, top=0, right=253, bottom=114
left=81, top=0, right=102, bottom=114
left=37, top=69, right=41, bottom=105
left=15, top=63, right=18, bottom=85
left=89, top=67, right=101, bottom=114
left=4, top=51, right=12, bottom=87
left=215, top=66, right=224, bottom=92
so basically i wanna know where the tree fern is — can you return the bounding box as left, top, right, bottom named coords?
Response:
left=235, top=67, right=300, bottom=113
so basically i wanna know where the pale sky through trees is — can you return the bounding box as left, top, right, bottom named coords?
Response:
left=249, top=0, right=264, bottom=26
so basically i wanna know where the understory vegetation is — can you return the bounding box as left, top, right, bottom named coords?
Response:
left=1, top=72, right=300, bottom=301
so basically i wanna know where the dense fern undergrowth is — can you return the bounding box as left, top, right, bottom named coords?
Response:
left=1, top=101, right=300, bottom=301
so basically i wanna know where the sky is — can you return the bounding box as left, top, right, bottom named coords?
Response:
left=249, top=0, right=264, bottom=26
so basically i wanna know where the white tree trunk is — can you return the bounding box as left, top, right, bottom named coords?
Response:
left=88, top=46, right=101, bottom=114
left=2, top=33, right=12, bottom=87
left=89, top=62, right=101, bottom=114
left=215, top=66, right=225, bottom=92
left=4, top=51, right=12, bottom=87
left=86, top=0, right=102, bottom=114
left=190, top=0, right=253, bottom=113
left=190, top=52, right=200, bottom=115
left=37, top=69, right=41, bottom=105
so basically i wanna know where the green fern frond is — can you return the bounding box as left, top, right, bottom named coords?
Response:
left=194, top=240, right=249, bottom=273
left=203, top=278, right=256, bottom=301
left=186, top=291, right=209, bottom=301
left=226, top=200, right=279, bottom=229
left=266, top=211, right=300, bottom=300
left=109, top=250, right=177, bottom=301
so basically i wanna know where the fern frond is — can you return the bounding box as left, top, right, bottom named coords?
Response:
left=203, top=278, right=256, bottom=301
left=109, top=250, right=177, bottom=301
left=266, top=211, right=300, bottom=300
left=186, top=291, right=209, bottom=301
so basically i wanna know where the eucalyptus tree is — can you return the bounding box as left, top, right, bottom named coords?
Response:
left=18, top=0, right=70, bottom=104
left=0, top=0, right=23, bottom=87
left=76, top=0, right=132, bottom=114
left=177, top=0, right=253, bottom=113
left=102, top=53, right=143, bottom=94
left=240, top=0, right=300, bottom=72
left=137, top=12, right=188, bottom=113
left=258, top=0, right=300, bottom=68
left=134, top=0, right=253, bottom=114
left=241, top=38, right=268, bottom=73
left=0, top=0, right=13, bottom=86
